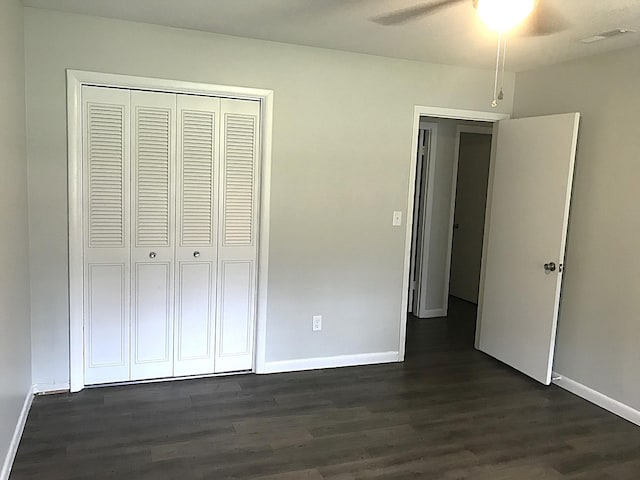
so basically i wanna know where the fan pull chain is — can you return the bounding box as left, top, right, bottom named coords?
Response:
left=491, top=32, right=503, bottom=108
left=498, top=35, right=508, bottom=101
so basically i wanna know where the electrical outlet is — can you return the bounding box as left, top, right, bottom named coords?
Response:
left=312, top=315, right=322, bottom=332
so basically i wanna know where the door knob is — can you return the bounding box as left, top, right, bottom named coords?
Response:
left=149, top=252, right=156, bottom=259
left=544, top=262, right=556, bottom=272
left=193, top=251, right=200, bottom=258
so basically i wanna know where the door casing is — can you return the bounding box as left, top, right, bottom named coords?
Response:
left=67, top=70, right=274, bottom=392
left=410, top=122, right=438, bottom=318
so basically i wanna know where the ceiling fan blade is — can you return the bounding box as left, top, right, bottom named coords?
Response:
left=520, top=0, right=569, bottom=36
left=372, top=0, right=466, bottom=26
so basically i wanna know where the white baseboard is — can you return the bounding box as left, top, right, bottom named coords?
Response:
left=33, top=381, right=70, bottom=395
left=1, top=386, right=34, bottom=480
left=552, top=372, right=640, bottom=427
left=261, top=351, right=400, bottom=374
left=416, top=308, right=447, bottom=319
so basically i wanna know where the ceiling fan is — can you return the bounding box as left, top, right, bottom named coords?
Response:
left=372, top=0, right=569, bottom=36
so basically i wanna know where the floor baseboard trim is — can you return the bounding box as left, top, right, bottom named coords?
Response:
left=416, top=308, right=447, bottom=319
left=552, top=372, right=640, bottom=427
left=1, top=386, right=34, bottom=480
left=261, top=351, right=400, bottom=374
left=33, top=382, right=70, bottom=394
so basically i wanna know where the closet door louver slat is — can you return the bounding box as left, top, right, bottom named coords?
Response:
left=88, top=104, right=125, bottom=247
left=181, top=111, right=214, bottom=246
left=223, top=114, right=256, bottom=246
left=135, top=107, right=171, bottom=247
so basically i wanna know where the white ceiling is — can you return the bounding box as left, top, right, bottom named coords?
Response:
left=22, top=0, right=640, bottom=71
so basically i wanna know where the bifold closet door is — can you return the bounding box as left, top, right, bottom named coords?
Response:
left=215, top=98, right=261, bottom=373
left=173, top=95, right=220, bottom=376
left=82, top=86, right=132, bottom=385
left=81, top=88, right=261, bottom=384
left=130, top=91, right=177, bottom=381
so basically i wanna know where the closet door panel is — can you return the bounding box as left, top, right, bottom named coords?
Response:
left=215, top=98, right=260, bottom=373
left=133, top=262, right=172, bottom=366
left=82, top=86, right=131, bottom=385
left=218, top=261, right=254, bottom=359
left=85, top=263, right=129, bottom=384
left=175, top=262, right=213, bottom=373
left=130, top=90, right=176, bottom=381
left=174, top=95, right=220, bottom=376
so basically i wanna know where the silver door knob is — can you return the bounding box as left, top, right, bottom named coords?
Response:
left=193, top=251, right=200, bottom=258
left=149, top=252, right=156, bottom=259
left=544, top=262, right=556, bottom=272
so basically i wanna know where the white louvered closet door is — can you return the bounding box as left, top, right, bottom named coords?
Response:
left=173, top=95, right=220, bottom=376
left=130, top=91, right=177, bottom=381
left=215, top=99, right=261, bottom=373
left=82, top=86, right=132, bottom=385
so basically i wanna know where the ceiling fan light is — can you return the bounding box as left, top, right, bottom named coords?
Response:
left=477, top=0, right=535, bottom=32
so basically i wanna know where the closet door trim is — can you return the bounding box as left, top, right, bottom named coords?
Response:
left=68, top=70, right=273, bottom=393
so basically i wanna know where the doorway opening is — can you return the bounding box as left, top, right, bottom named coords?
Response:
left=407, top=116, right=494, bottom=352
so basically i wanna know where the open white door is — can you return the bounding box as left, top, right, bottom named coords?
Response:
left=477, top=113, right=580, bottom=385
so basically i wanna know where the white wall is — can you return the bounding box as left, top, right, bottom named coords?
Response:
left=24, top=7, right=514, bottom=387
left=514, top=45, right=640, bottom=411
left=0, top=0, right=32, bottom=473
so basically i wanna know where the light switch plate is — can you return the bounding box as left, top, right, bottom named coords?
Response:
left=392, top=211, right=402, bottom=227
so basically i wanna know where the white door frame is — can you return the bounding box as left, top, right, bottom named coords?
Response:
left=408, top=128, right=425, bottom=312
left=67, top=70, right=274, bottom=392
left=442, top=125, right=494, bottom=308
left=398, top=106, right=509, bottom=361
left=411, top=122, right=438, bottom=318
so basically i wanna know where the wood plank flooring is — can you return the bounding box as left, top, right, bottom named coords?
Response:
left=11, top=297, right=640, bottom=479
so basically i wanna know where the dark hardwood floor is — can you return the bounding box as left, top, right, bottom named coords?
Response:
left=11, top=297, right=640, bottom=479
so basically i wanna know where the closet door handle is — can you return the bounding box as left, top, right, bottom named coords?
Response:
left=193, top=251, right=200, bottom=258
left=149, top=252, right=157, bottom=259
